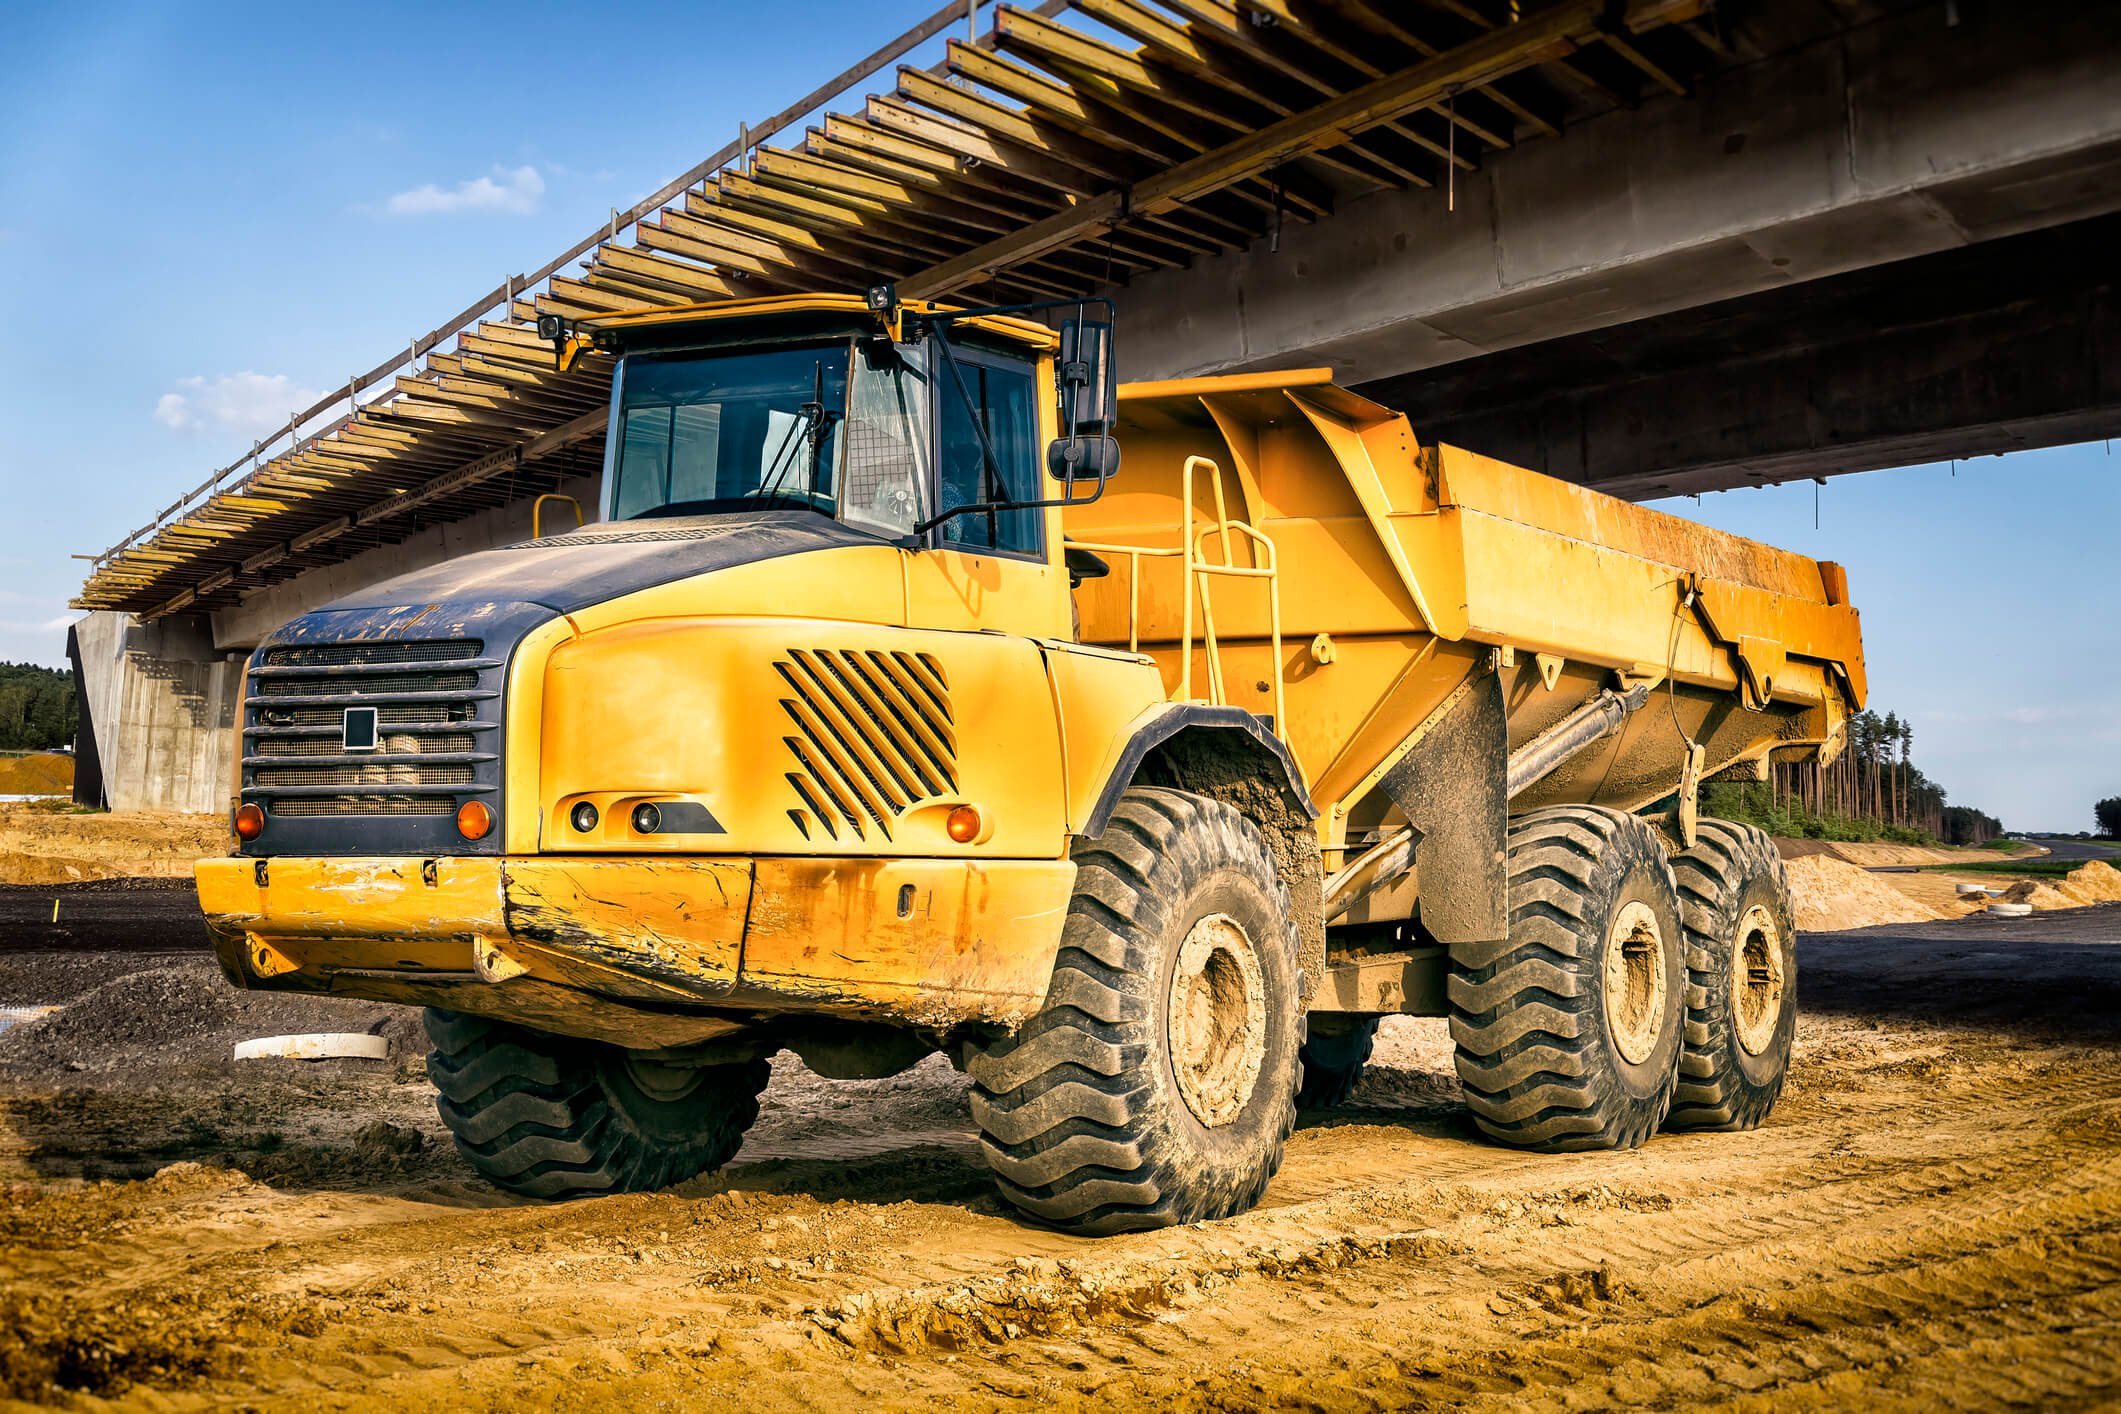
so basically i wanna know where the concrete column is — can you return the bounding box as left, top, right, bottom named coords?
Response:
left=74, top=610, right=242, bottom=816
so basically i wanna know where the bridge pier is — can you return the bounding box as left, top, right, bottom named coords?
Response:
left=73, top=611, right=242, bottom=816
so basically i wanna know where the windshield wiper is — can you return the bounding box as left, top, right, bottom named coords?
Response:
left=914, top=325, right=1014, bottom=536
left=755, top=360, right=836, bottom=513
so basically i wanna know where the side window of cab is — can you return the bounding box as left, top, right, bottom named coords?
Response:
left=934, top=350, right=1042, bottom=558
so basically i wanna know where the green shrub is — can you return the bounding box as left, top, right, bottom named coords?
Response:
left=1698, top=782, right=1936, bottom=846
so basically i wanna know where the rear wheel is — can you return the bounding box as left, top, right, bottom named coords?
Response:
left=424, top=1008, right=768, bottom=1199
left=968, top=787, right=1302, bottom=1234
left=1450, top=806, right=1685, bottom=1151
left=1297, top=1016, right=1381, bottom=1109
left=1666, top=819, right=1797, bottom=1130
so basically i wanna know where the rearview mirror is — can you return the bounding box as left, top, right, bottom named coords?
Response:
left=1056, top=318, right=1116, bottom=437
left=1047, top=434, right=1121, bottom=484
left=1051, top=318, right=1118, bottom=495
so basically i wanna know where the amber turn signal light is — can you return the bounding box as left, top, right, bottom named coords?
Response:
left=946, top=804, right=983, bottom=844
left=456, top=800, right=494, bottom=841
left=233, top=803, right=265, bottom=841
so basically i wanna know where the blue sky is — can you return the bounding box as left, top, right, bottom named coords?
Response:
left=2, top=2, right=2114, bottom=831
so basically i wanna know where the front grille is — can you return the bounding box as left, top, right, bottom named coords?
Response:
left=271, top=797, right=457, bottom=818
left=777, top=649, right=956, bottom=842
left=243, top=639, right=499, bottom=819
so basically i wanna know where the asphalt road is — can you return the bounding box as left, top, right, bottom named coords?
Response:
left=0, top=880, right=210, bottom=954
left=1866, top=838, right=2121, bottom=872
left=1803, top=900, right=2121, bottom=1022
left=2026, top=837, right=2121, bottom=862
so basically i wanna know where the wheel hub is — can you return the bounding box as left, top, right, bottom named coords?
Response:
left=1604, top=899, right=1669, bottom=1066
left=621, top=1054, right=705, bottom=1103
left=1731, top=903, right=1787, bottom=1055
left=1167, top=912, right=1267, bottom=1128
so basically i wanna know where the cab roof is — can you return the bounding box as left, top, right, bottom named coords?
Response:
left=573, top=292, right=1061, bottom=353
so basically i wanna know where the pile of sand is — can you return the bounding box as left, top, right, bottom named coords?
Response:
left=0, top=754, right=72, bottom=796
left=1783, top=854, right=1944, bottom=932
left=1998, top=860, right=2121, bottom=912
left=1778, top=838, right=2026, bottom=868
left=0, top=806, right=227, bottom=885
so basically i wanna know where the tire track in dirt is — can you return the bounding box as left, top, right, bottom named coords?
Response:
left=8, top=914, right=2121, bottom=1408
left=116, top=1050, right=2120, bottom=1408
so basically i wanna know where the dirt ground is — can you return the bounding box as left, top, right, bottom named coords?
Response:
left=0, top=805, right=227, bottom=886
left=7, top=900, right=2121, bottom=1410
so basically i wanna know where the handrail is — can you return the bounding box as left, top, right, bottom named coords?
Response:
left=1063, top=542, right=1182, bottom=656
left=1182, top=455, right=1286, bottom=736
left=531, top=494, right=585, bottom=540
left=91, top=0, right=1064, bottom=570
left=1069, top=454, right=1286, bottom=738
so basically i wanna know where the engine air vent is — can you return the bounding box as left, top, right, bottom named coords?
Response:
left=776, top=649, right=956, bottom=842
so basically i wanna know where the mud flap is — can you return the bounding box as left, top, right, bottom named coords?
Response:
left=1377, top=666, right=1508, bottom=948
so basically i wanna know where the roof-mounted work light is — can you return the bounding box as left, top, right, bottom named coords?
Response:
left=866, top=282, right=905, bottom=340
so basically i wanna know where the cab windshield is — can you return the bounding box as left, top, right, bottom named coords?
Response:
left=607, top=340, right=932, bottom=538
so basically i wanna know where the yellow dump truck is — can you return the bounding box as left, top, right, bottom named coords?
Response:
left=197, top=291, right=1862, bottom=1233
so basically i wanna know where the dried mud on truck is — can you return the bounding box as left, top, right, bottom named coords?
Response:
left=196, top=290, right=1863, bottom=1232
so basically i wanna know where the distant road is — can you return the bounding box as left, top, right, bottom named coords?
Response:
left=0, top=880, right=208, bottom=953
left=2027, top=839, right=2121, bottom=863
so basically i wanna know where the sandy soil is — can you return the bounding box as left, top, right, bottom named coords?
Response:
left=1776, top=840, right=2121, bottom=931
left=1781, top=855, right=1944, bottom=931
left=8, top=905, right=2121, bottom=1410
left=0, top=755, right=73, bottom=796
left=0, top=806, right=227, bottom=886
left=1771, top=839, right=2025, bottom=868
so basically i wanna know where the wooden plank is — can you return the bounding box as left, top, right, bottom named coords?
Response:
left=894, top=67, right=1144, bottom=184
left=1072, top=0, right=1437, bottom=184
left=861, top=96, right=1102, bottom=196
left=589, top=244, right=738, bottom=299
left=989, top=13, right=1335, bottom=216
left=911, top=1, right=1604, bottom=297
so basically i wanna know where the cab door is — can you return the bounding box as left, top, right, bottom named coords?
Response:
left=903, top=344, right=1072, bottom=639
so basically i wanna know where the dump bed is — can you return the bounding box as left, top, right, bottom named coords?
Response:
left=1063, top=370, right=1863, bottom=852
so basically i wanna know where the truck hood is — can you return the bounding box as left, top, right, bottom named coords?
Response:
left=318, top=509, right=881, bottom=617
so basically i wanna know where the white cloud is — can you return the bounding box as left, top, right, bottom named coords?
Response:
left=384, top=164, right=544, bottom=216
left=40, top=614, right=81, bottom=633
left=154, top=372, right=326, bottom=438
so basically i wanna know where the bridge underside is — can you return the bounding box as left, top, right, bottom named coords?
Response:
left=1357, top=212, right=2121, bottom=499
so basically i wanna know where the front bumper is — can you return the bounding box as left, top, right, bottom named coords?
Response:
left=196, top=853, right=1075, bottom=1049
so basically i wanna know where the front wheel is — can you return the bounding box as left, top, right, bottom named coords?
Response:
left=968, top=787, right=1302, bottom=1234
left=425, top=1009, right=769, bottom=1199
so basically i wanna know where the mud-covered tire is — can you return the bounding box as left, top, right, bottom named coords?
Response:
left=968, top=787, right=1302, bottom=1234
left=1297, top=1016, right=1380, bottom=1110
left=424, top=1009, right=769, bottom=1199
left=1666, top=819, right=1797, bottom=1131
left=1451, top=806, right=1685, bottom=1151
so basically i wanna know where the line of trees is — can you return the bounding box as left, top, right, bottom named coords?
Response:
left=2097, top=797, right=2121, bottom=839
left=0, top=663, right=77, bottom=752
left=1709, top=707, right=2003, bottom=845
